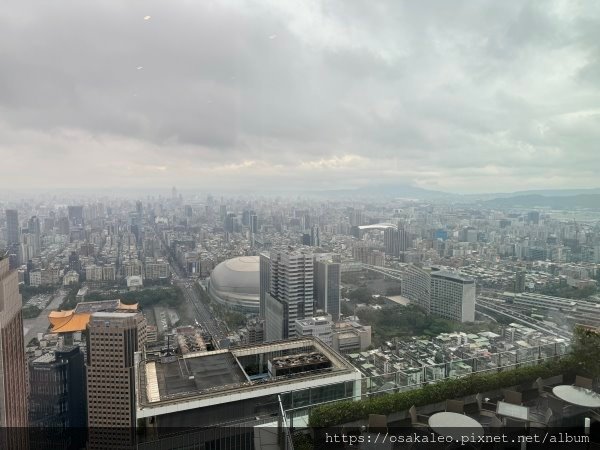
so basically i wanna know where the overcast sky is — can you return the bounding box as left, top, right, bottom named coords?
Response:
left=1, top=0, right=600, bottom=194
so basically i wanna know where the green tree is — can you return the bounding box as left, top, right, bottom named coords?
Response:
left=571, top=325, right=600, bottom=378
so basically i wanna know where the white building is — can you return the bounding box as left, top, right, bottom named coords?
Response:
left=430, top=270, right=476, bottom=322
left=63, top=270, right=79, bottom=286
left=29, top=270, right=42, bottom=287
left=85, top=265, right=103, bottom=282
left=126, top=275, right=143, bottom=290
left=295, top=316, right=333, bottom=346
left=144, top=258, right=170, bottom=280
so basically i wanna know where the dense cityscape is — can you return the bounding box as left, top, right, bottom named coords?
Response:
left=0, top=190, right=599, bottom=447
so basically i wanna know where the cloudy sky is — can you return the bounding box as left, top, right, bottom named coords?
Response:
left=1, top=0, right=600, bottom=194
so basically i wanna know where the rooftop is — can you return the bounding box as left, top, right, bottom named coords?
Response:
left=138, top=337, right=359, bottom=413
left=48, top=299, right=139, bottom=333
left=155, top=352, right=246, bottom=397
left=431, top=270, right=474, bottom=283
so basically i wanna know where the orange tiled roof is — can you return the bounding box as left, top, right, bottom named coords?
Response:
left=48, top=299, right=139, bottom=333
left=50, top=312, right=92, bottom=333
left=48, top=310, right=75, bottom=329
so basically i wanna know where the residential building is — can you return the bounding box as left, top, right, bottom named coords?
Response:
left=430, top=270, right=476, bottom=323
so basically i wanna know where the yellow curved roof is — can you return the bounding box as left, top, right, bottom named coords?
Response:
left=49, top=310, right=74, bottom=318
left=48, top=310, right=75, bottom=329
left=51, top=313, right=92, bottom=333
left=48, top=299, right=139, bottom=334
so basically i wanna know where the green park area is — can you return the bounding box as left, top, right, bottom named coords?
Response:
left=342, top=286, right=498, bottom=347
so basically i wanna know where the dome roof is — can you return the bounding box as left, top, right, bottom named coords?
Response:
left=208, top=256, right=260, bottom=312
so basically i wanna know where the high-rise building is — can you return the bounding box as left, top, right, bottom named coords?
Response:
left=0, top=253, right=28, bottom=428
left=68, top=205, right=84, bottom=227
left=250, top=214, right=258, bottom=234
left=5, top=209, right=19, bottom=247
left=310, top=225, right=320, bottom=247
left=29, top=346, right=86, bottom=429
left=350, top=209, right=363, bottom=227
left=224, top=212, right=236, bottom=233
left=398, top=226, right=411, bottom=252
left=430, top=270, right=476, bottom=323
left=86, top=312, right=146, bottom=432
left=314, top=257, right=341, bottom=321
left=514, top=270, right=526, bottom=293
left=265, top=248, right=314, bottom=341
left=401, top=265, right=431, bottom=312
left=384, top=227, right=399, bottom=257
left=57, top=216, right=70, bottom=235
left=259, top=252, right=271, bottom=319
left=27, top=216, right=41, bottom=257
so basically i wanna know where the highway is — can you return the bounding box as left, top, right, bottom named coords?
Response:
left=173, top=276, right=226, bottom=342
left=154, top=226, right=226, bottom=343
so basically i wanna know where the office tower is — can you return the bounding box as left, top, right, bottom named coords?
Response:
left=224, top=212, right=236, bottom=233
left=0, top=253, right=28, bottom=428
left=28, top=216, right=41, bottom=256
left=259, top=253, right=271, bottom=319
left=29, top=346, right=86, bottom=428
left=242, top=209, right=251, bottom=226
left=219, top=204, right=227, bottom=222
left=398, top=226, right=411, bottom=251
left=57, top=216, right=70, bottom=235
left=310, top=225, right=320, bottom=247
left=250, top=214, right=258, bottom=234
left=314, top=257, right=341, bottom=321
left=265, top=248, right=314, bottom=341
left=68, top=205, right=84, bottom=227
left=430, top=270, right=476, bottom=323
left=384, top=227, right=399, bottom=257
left=5, top=209, right=19, bottom=247
left=86, top=312, right=146, bottom=429
left=184, top=204, right=193, bottom=218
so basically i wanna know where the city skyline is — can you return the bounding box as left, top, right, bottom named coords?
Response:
left=2, top=1, right=600, bottom=193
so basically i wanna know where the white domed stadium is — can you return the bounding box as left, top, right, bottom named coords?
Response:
left=207, top=256, right=260, bottom=313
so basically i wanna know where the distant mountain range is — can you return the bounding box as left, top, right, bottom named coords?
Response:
left=482, top=193, right=600, bottom=210
left=309, top=185, right=600, bottom=210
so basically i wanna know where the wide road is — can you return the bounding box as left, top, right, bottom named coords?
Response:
left=174, top=277, right=226, bottom=341
left=153, top=226, right=226, bottom=342
left=23, top=289, right=67, bottom=345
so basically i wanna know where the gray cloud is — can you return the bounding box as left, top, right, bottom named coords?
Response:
left=0, top=0, right=599, bottom=193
